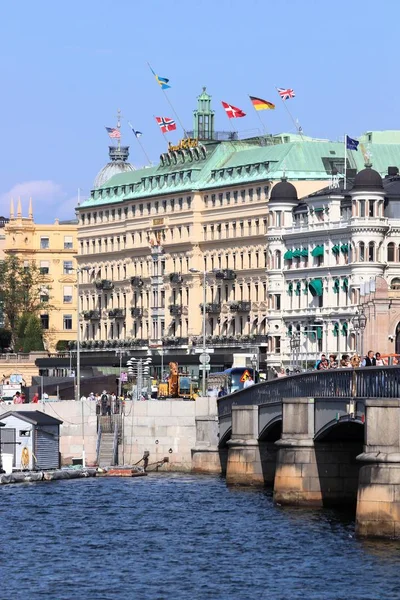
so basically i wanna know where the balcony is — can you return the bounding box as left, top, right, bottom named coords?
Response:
left=191, top=334, right=267, bottom=347
left=169, top=273, right=183, bottom=284
left=95, top=279, right=114, bottom=291
left=131, top=307, right=144, bottom=318
left=200, top=302, right=221, bottom=313
left=215, top=269, right=236, bottom=281
left=108, top=308, right=125, bottom=319
left=130, top=276, right=144, bottom=287
left=169, top=304, right=183, bottom=316
left=229, top=301, right=251, bottom=312
left=162, top=336, right=189, bottom=346
left=83, top=310, right=100, bottom=320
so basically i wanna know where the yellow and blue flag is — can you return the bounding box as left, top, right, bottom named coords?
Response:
left=149, top=65, right=171, bottom=90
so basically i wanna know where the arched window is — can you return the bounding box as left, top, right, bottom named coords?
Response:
left=391, top=278, right=400, bottom=290
left=359, top=242, right=365, bottom=261
left=368, top=241, right=375, bottom=262
left=275, top=250, right=281, bottom=270
left=388, top=243, right=395, bottom=262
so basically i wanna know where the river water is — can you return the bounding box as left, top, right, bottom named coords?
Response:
left=1, top=474, right=399, bottom=600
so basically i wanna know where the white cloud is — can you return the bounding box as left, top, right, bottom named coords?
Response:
left=0, top=180, right=79, bottom=222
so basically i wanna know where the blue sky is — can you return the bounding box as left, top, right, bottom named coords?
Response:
left=0, top=0, right=398, bottom=222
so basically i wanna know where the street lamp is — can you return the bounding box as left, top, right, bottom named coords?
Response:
left=0, top=421, right=5, bottom=474
left=76, top=265, right=91, bottom=467
left=289, top=331, right=301, bottom=371
left=351, top=309, right=367, bottom=357
left=189, top=268, right=207, bottom=397
left=115, top=348, right=130, bottom=397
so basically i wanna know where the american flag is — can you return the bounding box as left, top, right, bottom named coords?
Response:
left=155, top=116, right=176, bottom=133
left=105, top=126, right=121, bottom=139
left=277, top=88, right=295, bottom=100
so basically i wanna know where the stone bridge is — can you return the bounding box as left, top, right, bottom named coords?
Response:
left=216, top=367, right=400, bottom=538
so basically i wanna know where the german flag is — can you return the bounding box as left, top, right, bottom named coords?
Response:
left=249, top=96, right=275, bottom=111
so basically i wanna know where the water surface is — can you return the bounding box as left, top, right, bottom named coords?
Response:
left=1, top=474, right=399, bottom=599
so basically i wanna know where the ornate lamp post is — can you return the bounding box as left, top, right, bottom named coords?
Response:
left=351, top=309, right=367, bottom=357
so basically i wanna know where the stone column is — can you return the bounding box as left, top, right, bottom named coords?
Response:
left=356, top=398, right=400, bottom=538
left=226, top=405, right=263, bottom=486
left=274, top=397, right=321, bottom=505
left=191, top=397, right=223, bottom=474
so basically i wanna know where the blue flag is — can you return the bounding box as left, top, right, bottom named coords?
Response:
left=128, top=122, right=143, bottom=138
left=346, top=135, right=359, bottom=151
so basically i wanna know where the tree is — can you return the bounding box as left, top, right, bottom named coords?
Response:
left=0, top=255, right=50, bottom=343
left=22, top=315, right=44, bottom=352
left=0, top=328, right=12, bottom=351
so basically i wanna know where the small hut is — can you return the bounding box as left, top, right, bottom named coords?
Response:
left=0, top=410, right=62, bottom=471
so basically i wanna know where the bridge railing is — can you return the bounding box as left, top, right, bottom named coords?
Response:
left=217, top=366, right=400, bottom=417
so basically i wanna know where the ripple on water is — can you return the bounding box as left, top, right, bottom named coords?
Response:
left=1, top=473, right=400, bottom=600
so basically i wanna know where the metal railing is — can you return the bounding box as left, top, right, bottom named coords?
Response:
left=217, top=366, right=400, bottom=417
left=112, top=422, right=118, bottom=466
left=96, top=426, right=102, bottom=465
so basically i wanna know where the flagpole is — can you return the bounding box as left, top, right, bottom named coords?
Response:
left=128, top=121, right=152, bottom=166
left=344, top=133, right=347, bottom=188
left=248, top=95, right=267, bottom=136
left=275, top=87, right=305, bottom=141
left=147, top=61, right=188, bottom=138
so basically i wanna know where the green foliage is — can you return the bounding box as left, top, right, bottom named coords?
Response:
left=56, top=340, right=69, bottom=352
left=0, top=256, right=51, bottom=342
left=21, top=315, right=44, bottom=352
left=0, top=328, right=12, bottom=350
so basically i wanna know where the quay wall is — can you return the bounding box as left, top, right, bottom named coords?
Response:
left=0, top=400, right=204, bottom=471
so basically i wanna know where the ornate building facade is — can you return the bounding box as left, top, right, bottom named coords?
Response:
left=4, top=200, right=78, bottom=351
left=76, top=89, right=400, bottom=372
left=266, top=165, right=400, bottom=367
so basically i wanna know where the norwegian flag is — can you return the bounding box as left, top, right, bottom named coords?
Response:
left=105, top=126, right=121, bottom=139
left=155, top=116, right=176, bottom=133
left=277, top=88, right=295, bottom=100
left=221, top=101, right=246, bottom=119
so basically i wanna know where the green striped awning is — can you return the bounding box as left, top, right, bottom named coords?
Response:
left=341, top=244, right=349, bottom=253
left=333, top=278, right=340, bottom=293
left=332, top=244, right=340, bottom=254
left=295, top=281, right=301, bottom=295
left=288, top=282, right=293, bottom=294
left=314, top=207, right=324, bottom=213
left=309, top=278, right=323, bottom=297
left=333, top=323, right=339, bottom=337
left=311, top=245, right=324, bottom=257
left=301, top=248, right=309, bottom=257
left=292, top=249, right=301, bottom=258
left=284, top=250, right=293, bottom=260
left=342, top=277, right=349, bottom=291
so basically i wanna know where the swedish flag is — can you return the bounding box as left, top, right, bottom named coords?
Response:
left=149, top=65, right=171, bottom=90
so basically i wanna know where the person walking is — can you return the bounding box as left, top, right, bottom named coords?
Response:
left=243, top=376, right=255, bottom=389
left=101, top=390, right=108, bottom=416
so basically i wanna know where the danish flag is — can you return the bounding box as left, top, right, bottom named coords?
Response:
left=155, top=116, right=176, bottom=133
left=221, top=101, right=246, bottom=119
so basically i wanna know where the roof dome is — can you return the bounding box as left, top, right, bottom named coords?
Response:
left=352, top=165, right=383, bottom=191
left=269, top=178, right=298, bottom=203
left=94, top=146, right=135, bottom=189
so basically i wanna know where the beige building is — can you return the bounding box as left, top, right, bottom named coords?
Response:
left=4, top=199, right=78, bottom=351
left=75, top=89, right=362, bottom=374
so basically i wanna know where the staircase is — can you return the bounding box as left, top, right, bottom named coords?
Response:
left=98, top=432, right=115, bottom=467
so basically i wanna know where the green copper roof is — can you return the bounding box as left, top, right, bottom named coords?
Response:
left=79, top=134, right=400, bottom=209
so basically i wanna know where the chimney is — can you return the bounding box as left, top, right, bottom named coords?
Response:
left=388, top=166, right=399, bottom=177
left=347, top=168, right=357, bottom=182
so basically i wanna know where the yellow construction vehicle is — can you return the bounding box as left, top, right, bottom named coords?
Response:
left=157, top=362, right=198, bottom=400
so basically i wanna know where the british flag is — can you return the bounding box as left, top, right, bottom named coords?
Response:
left=155, top=116, right=176, bottom=133
left=277, top=88, right=295, bottom=100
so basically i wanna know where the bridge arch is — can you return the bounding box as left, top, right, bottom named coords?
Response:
left=218, top=426, right=231, bottom=449
left=314, top=417, right=364, bottom=443
left=259, top=416, right=282, bottom=443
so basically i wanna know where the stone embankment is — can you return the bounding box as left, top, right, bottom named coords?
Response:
left=0, top=468, right=97, bottom=485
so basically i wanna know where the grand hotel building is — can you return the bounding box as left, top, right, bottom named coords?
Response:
left=73, top=90, right=400, bottom=374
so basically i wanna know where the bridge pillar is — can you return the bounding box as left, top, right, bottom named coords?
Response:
left=356, top=399, right=400, bottom=538
left=226, top=405, right=263, bottom=486
left=191, top=397, right=224, bottom=474
left=274, top=397, right=321, bottom=505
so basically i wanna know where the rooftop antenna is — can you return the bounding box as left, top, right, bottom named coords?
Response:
left=116, top=108, right=122, bottom=151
